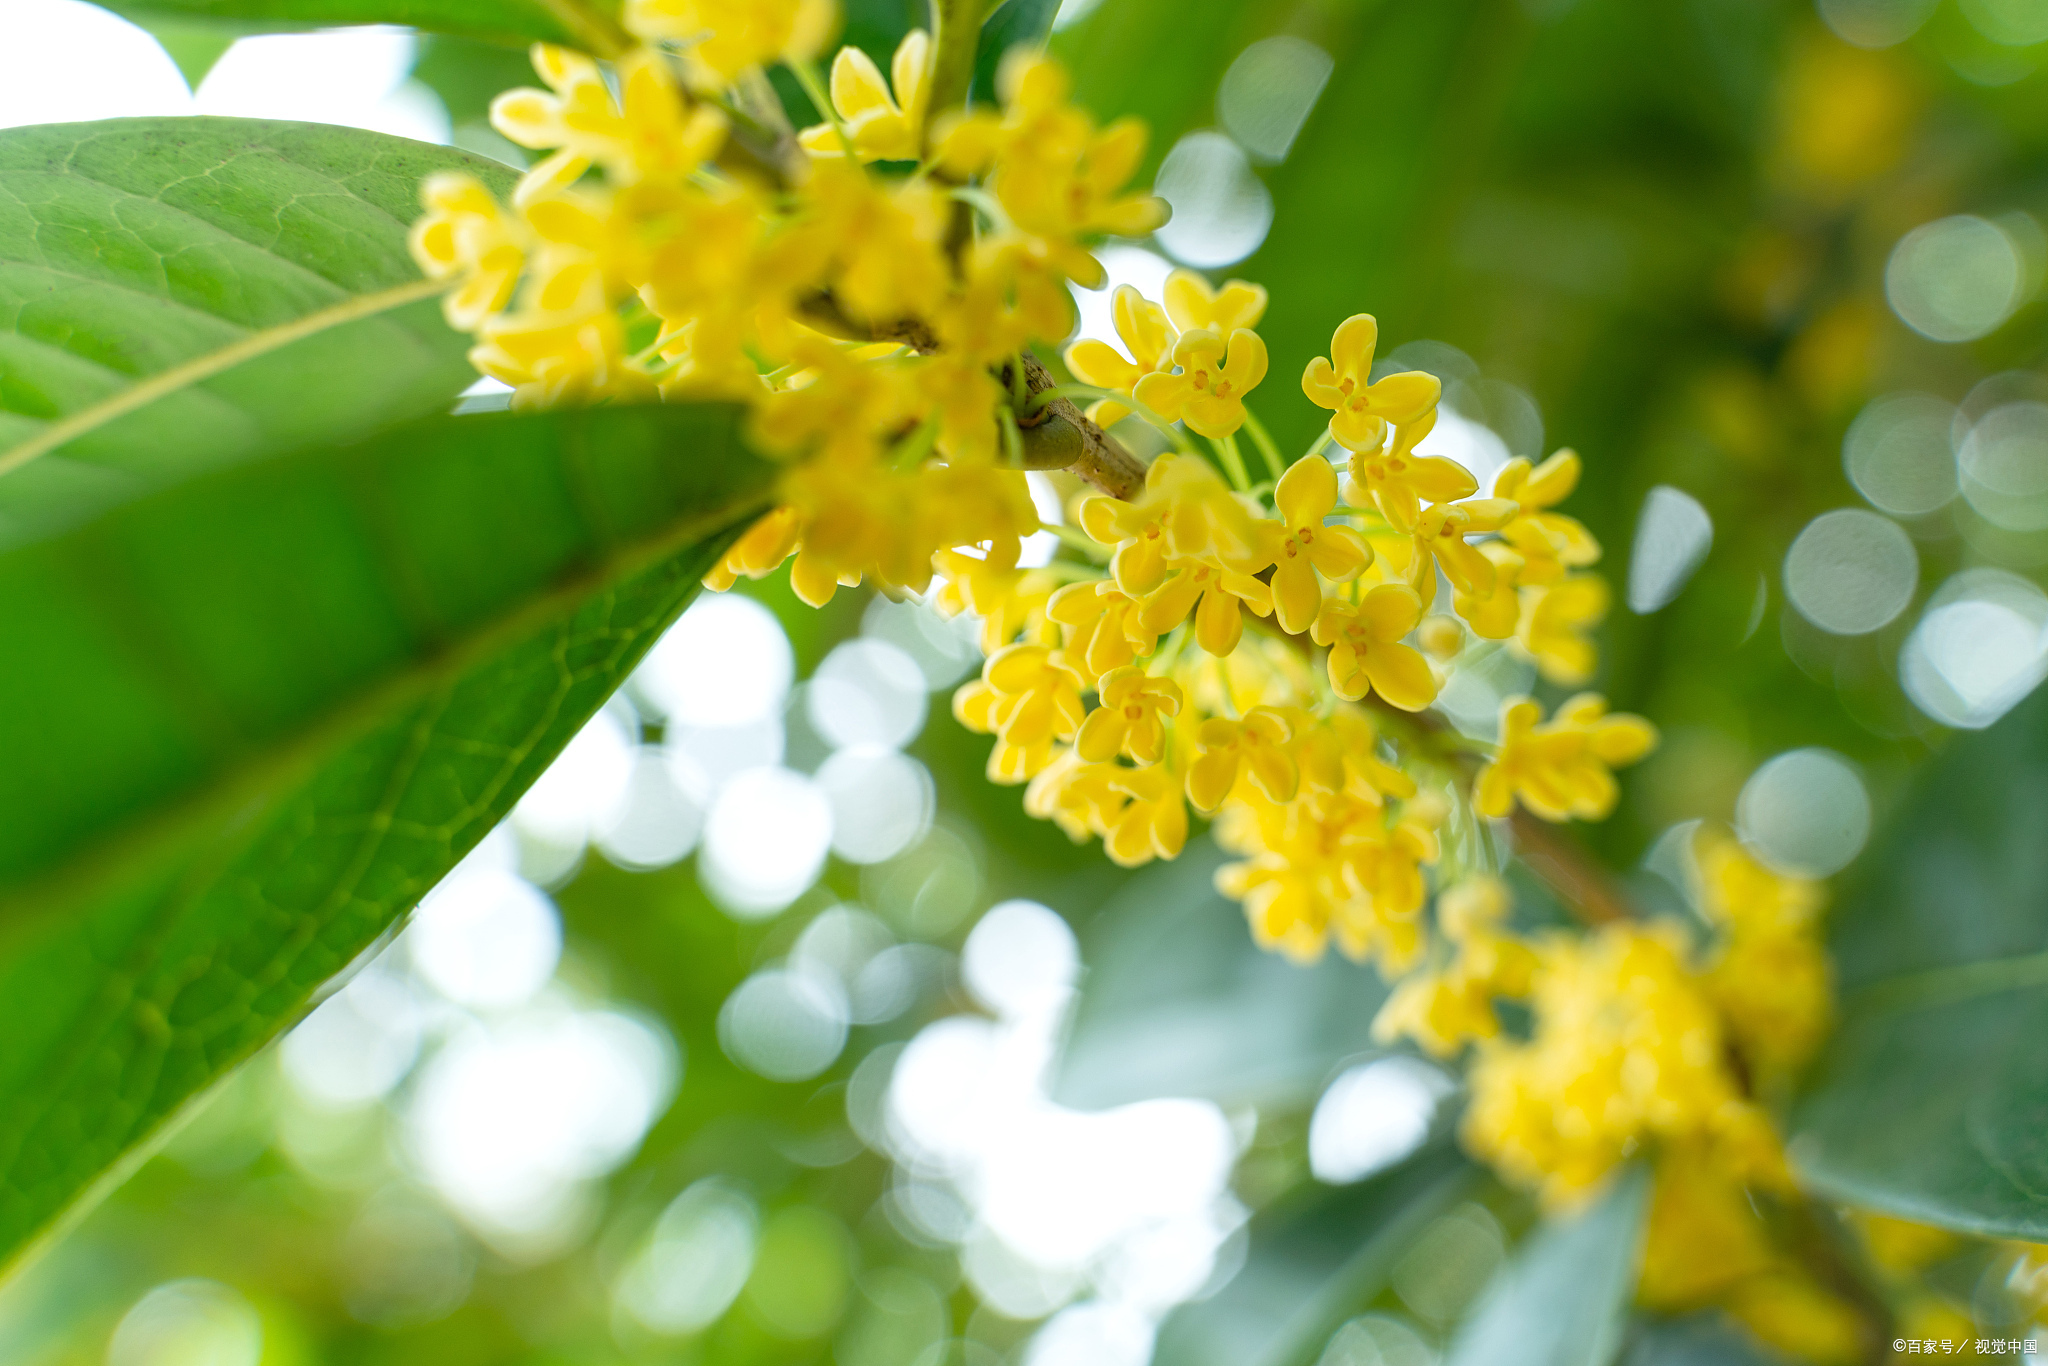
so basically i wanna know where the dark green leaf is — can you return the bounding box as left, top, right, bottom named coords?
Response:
left=1790, top=688, right=2048, bottom=1240
left=0, top=401, right=773, bottom=1272
left=100, top=0, right=616, bottom=48
left=1622, top=1314, right=1788, bottom=1366
left=0, top=118, right=515, bottom=546
left=1053, top=839, right=1390, bottom=1111
left=1443, top=1165, right=1648, bottom=1366
left=970, top=0, right=1059, bottom=105
left=1154, top=1145, right=1477, bottom=1366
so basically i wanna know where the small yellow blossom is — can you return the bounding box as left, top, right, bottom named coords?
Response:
left=1187, top=707, right=1298, bottom=812
left=1417, top=613, right=1464, bottom=660
left=1101, top=763, right=1189, bottom=866
left=1023, top=750, right=1120, bottom=841
left=1294, top=707, right=1414, bottom=804
left=1301, top=314, right=1441, bottom=454
left=704, top=506, right=801, bottom=591
left=1078, top=455, right=1264, bottom=594
left=1046, top=579, right=1156, bottom=679
left=1474, top=693, right=1656, bottom=822
left=492, top=47, right=727, bottom=199
left=1076, top=667, right=1182, bottom=765
left=1694, top=828, right=1832, bottom=1082
left=410, top=171, right=527, bottom=330
left=1269, top=455, right=1373, bottom=634
left=1139, top=556, right=1275, bottom=656
left=624, top=0, right=838, bottom=84
left=1134, top=328, right=1268, bottom=440
left=1062, top=285, right=1175, bottom=427
left=798, top=30, right=930, bottom=162
left=1414, top=496, right=1519, bottom=594
left=1309, top=584, right=1438, bottom=710
left=1493, top=449, right=1599, bottom=580
left=931, top=540, right=1056, bottom=654
left=954, top=643, right=1087, bottom=781
left=1347, top=409, right=1478, bottom=533
left=1515, top=574, right=1608, bottom=685
left=1162, top=269, right=1267, bottom=334
left=1451, top=541, right=1527, bottom=641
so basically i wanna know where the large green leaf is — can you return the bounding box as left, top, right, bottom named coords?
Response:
left=1790, top=688, right=2048, bottom=1240
left=101, top=0, right=616, bottom=48
left=1153, top=1145, right=1477, bottom=1366
left=1442, top=1166, right=1648, bottom=1366
left=0, top=401, right=773, bottom=1274
left=0, top=118, right=512, bottom=546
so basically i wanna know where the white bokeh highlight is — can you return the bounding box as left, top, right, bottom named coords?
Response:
left=1783, top=509, right=1918, bottom=635
left=615, top=1179, right=759, bottom=1335
left=1901, top=569, right=2048, bottom=729
left=1628, top=485, right=1714, bottom=613
left=1887, top=216, right=2028, bottom=343
left=1309, top=1057, right=1454, bottom=1186
left=1735, top=749, right=1871, bottom=878
left=109, top=1280, right=262, bottom=1366
left=1153, top=131, right=1274, bottom=268
left=1217, top=37, right=1334, bottom=163
left=1844, top=393, right=1957, bottom=518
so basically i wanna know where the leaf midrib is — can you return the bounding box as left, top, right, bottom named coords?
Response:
left=0, top=276, right=446, bottom=478
left=1845, top=948, right=2048, bottom=1018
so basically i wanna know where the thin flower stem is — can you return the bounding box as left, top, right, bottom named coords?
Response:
left=999, top=405, right=1024, bottom=467
left=1045, top=522, right=1109, bottom=559
left=1216, top=433, right=1251, bottom=491
left=1241, top=409, right=1287, bottom=482
left=788, top=58, right=856, bottom=157
left=1307, top=426, right=1337, bottom=461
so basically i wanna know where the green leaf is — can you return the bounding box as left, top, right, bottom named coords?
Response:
left=1442, top=1166, right=1648, bottom=1366
left=0, top=118, right=513, bottom=546
left=0, top=401, right=773, bottom=1273
left=970, top=0, right=1059, bottom=105
left=1154, top=1146, right=1478, bottom=1366
left=101, top=0, right=619, bottom=49
left=1790, top=688, right=2048, bottom=1240
left=1054, top=840, right=1390, bottom=1111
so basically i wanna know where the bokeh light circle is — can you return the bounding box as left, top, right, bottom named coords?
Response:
left=718, top=968, right=851, bottom=1082
left=1886, top=216, right=2025, bottom=343
left=1783, top=509, right=1917, bottom=634
left=1844, top=393, right=1957, bottom=517
left=1735, top=748, right=1871, bottom=877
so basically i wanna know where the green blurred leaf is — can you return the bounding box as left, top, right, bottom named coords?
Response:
left=0, top=118, right=513, bottom=546
left=1442, top=1165, right=1647, bottom=1366
left=1621, top=1314, right=1787, bottom=1366
left=970, top=0, right=1058, bottom=105
left=1790, top=689, right=2048, bottom=1240
left=100, top=0, right=613, bottom=47
left=1055, top=840, right=1389, bottom=1112
left=1153, top=1145, right=1477, bottom=1366
left=0, top=401, right=772, bottom=1274
left=134, top=19, right=237, bottom=87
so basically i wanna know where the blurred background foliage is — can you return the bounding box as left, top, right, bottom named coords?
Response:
left=5, top=0, right=2048, bottom=1361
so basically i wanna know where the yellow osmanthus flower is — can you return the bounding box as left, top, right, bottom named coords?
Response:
left=1450, top=541, right=1527, bottom=641
left=1414, top=495, right=1519, bottom=594
left=1309, top=583, right=1438, bottom=711
left=954, top=643, right=1087, bottom=781
left=410, top=171, right=527, bottom=330
left=1492, top=449, right=1599, bottom=579
left=1078, top=455, right=1264, bottom=595
left=797, top=29, right=930, bottom=162
left=1186, top=707, right=1299, bottom=812
left=936, top=53, right=1167, bottom=287
left=1138, top=556, right=1275, bottom=656
left=1515, top=574, right=1609, bottom=686
left=1475, top=693, right=1656, bottom=822
left=1062, top=284, right=1175, bottom=427
left=1295, top=707, right=1414, bottom=806
left=624, top=0, right=838, bottom=84
left=704, top=506, right=801, bottom=590
left=1373, top=875, right=1537, bottom=1058
left=491, top=47, right=729, bottom=198
left=1163, top=269, right=1268, bottom=335
left=1135, top=327, right=1269, bottom=440
left=1462, top=922, right=1787, bottom=1208
left=931, top=541, right=1057, bottom=654
left=1046, top=580, right=1155, bottom=679
left=1694, top=828, right=1832, bottom=1084
left=1075, top=666, right=1182, bottom=764
left=1345, top=408, right=1476, bottom=533
left=1269, top=455, right=1372, bottom=635
left=1101, top=763, right=1189, bottom=867
left=1301, top=314, right=1442, bottom=454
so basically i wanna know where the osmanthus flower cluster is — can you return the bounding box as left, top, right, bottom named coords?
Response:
left=408, top=5, right=1848, bottom=1348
